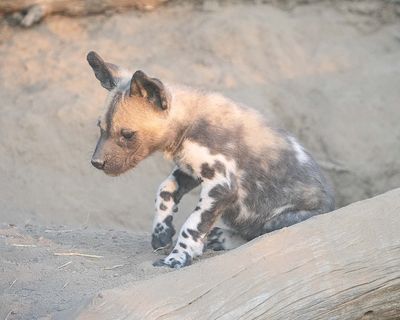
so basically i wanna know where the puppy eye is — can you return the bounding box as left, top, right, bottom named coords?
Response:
left=121, top=129, right=135, bottom=140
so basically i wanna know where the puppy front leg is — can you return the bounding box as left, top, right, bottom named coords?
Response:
left=152, top=167, right=201, bottom=250
left=154, top=176, right=238, bottom=268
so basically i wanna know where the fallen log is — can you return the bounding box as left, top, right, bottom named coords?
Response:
left=0, top=0, right=168, bottom=26
left=76, top=189, right=400, bottom=319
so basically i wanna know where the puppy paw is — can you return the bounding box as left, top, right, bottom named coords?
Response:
left=206, top=227, right=225, bottom=251
left=153, top=251, right=192, bottom=269
left=151, top=216, right=175, bottom=250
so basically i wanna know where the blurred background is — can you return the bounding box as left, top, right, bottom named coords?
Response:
left=0, top=0, right=399, bottom=232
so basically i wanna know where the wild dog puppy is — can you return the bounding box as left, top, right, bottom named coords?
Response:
left=87, top=51, right=335, bottom=269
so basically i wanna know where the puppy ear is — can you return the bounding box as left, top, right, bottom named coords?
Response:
left=87, top=51, right=124, bottom=90
left=129, top=70, right=169, bottom=110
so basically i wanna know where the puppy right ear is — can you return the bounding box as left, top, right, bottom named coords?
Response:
left=130, top=70, right=169, bottom=110
left=86, top=51, right=124, bottom=90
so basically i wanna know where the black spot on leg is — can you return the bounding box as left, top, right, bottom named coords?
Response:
left=172, top=249, right=178, bottom=253
left=159, top=203, right=168, bottom=211
left=187, top=229, right=201, bottom=242
left=172, top=169, right=201, bottom=204
left=197, top=174, right=239, bottom=234
left=197, top=210, right=216, bottom=234
left=179, top=242, right=187, bottom=249
left=214, top=160, right=226, bottom=176
left=160, top=191, right=172, bottom=202
left=194, top=206, right=200, bottom=211
left=163, top=215, right=173, bottom=227
left=184, top=252, right=192, bottom=266
left=182, top=231, right=188, bottom=238
left=201, top=163, right=215, bottom=179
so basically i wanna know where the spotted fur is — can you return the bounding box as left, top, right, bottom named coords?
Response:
left=87, top=52, right=335, bottom=269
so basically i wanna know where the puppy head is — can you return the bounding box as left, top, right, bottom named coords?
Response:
left=87, top=51, right=171, bottom=176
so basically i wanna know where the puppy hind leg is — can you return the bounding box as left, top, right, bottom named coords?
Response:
left=207, top=227, right=247, bottom=251
left=263, top=209, right=321, bottom=234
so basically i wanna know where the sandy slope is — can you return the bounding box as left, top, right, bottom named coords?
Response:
left=0, top=2, right=399, bottom=232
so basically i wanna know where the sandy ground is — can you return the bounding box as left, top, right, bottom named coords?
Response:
left=0, top=223, right=219, bottom=319
left=0, top=224, right=168, bottom=319
left=0, top=0, right=400, bottom=318
left=0, top=1, right=399, bottom=231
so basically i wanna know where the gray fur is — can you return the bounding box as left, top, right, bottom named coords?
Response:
left=207, top=227, right=246, bottom=251
left=185, top=119, right=334, bottom=241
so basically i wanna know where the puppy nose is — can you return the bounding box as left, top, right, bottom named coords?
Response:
left=91, top=158, right=105, bottom=170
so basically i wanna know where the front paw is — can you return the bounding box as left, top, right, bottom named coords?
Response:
left=151, top=217, right=175, bottom=250
left=153, top=251, right=192, bottom=269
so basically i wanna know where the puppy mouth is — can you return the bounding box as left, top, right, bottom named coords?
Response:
left=104, top=170, right=121, bottom=177
left=102, top=162, right=137, bottom=177
left=101, top=164, right=124, bottom=176
left=98, top=152, right=142, bottom=177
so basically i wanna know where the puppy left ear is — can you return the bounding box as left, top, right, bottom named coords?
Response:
left=87, top=51, right=126, bottom=90
left=130, top=70, right=169, bottom=110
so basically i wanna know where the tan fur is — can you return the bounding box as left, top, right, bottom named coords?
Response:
left=96, top=80, right=289, bottom=177
left=201, top=93, right=286, bottom=157
left=111, top=95, right=168, bottom=148
left=166, top=87, right=286, bottom=162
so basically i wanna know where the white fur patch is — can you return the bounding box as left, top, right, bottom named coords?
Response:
left=179, top=140, right=236, bottom=181
left=270, top=204, right=293, bottom=219
left=289, top=137, right=309, bottom=164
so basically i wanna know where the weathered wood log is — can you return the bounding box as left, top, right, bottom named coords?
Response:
left=0, top=0, right=168, bottom=26
left=76, top=189, right=400, bottom=320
